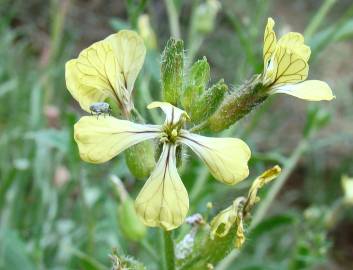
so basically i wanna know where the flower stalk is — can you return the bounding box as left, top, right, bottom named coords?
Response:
left=206, top=74, right=268, bottom=132
left=162, top=230, right=176, bottom=270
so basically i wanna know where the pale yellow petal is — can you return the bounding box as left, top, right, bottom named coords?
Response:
left=235, top=217, right=245, bottom=249
left=210, top=205, right=234, bottom=239
left=74, top=116, right=160, bottom=163
left=180, top=132, right=251, bottom=185
left=263, top=17, right=277, bottom=68
left=65, top=47, right=118, bottom=112
left=244, top=165, right=281, bottom=213
left=269, top=45, right=309, bottom=86
left=65, top=30, right=146, bottom=112
left=210, top=197, right=243, bottom=239
left=342, top=175, right=353, bottom=205
left=271, top=80, right=335, bottom=101
left=147, top=101, right=190, bottom=125
left=135, top=144, right=189, bottom=230
left=106, top=30, right=146, bottom=110
left=278, top=32, right=311, bottom=61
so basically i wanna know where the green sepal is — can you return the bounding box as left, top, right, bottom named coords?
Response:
left=189, top=79, right=227, bottom=124
left=105, top=96, right=121, bottom=116
left=182, top=57, right=210, bottom=112
left=161, top=38, right=184, bottom=105
left=125, top=140, right=156, bottom=180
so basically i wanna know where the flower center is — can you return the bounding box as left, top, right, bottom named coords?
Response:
left=160, top=125, right=180, bottom=144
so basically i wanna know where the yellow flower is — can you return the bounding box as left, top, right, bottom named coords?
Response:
left=65, top=30, right=146, bottom=116
left=74, top=102, right=251, bottom=230
left=262, top=18, right=335, bottom=101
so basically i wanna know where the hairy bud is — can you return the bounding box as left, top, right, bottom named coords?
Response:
left=125, top=141, right=156, bottom=180
left=161, top=38, right=184, bottom=105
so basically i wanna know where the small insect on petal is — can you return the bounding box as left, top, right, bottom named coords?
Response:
left=89, top=102, right=112, bottom=118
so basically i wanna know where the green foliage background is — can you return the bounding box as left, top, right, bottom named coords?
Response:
left=0, top=0, right=353, bottom=269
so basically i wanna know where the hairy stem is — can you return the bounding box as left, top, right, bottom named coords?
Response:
left=206, top=75, right=268, bottom=132
left=162, top=230, right=175, bottom=270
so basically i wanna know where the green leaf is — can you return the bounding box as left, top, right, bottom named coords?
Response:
left=249, top=214, right=297, bottom=239
left=26, top=128, right=70, bottom=153
left=0, top=230, right=36, bottom=270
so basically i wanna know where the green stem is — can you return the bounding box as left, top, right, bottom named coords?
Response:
left=131, top=107, right=145, bottom=123
left=311, top=3, right=353, bottom=61
left=189, top=167, right=209, bottom=204
left=71, top=248, right=106, bottom=270
left=189, top=121, right=208, bottom=133
left=164, top=0, right=181, bottom=38
left=250, top=139, right=308, bottom=229
left=187, top=36, right=203, bottom=64
left=207, top=75, right=267, bottom=132
left=141, top=239, right=160, bottom=262
left=162, top=230, right=175, bottom=270
left=224, top=11, right=257, bottom=69
left=304, top=0, right=337, bottom=40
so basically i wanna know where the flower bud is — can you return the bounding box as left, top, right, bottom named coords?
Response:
left=189, top=79, right=227, bottom=123
left=111, top=176, right=147, bottom=241
left=118, top=197, right=147, bottom=241
left=137, top=14, right=157, bottom=50
left=161, top=38, right=184, bottom=105
left=193, top=0, right=221, bottom=34
left=182, top=57, right=210, bottom=112
left=125, top=141, right=156, bottom=180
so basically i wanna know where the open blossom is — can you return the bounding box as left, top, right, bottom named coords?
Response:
left=74, top=102, right=251, bottom=230
left=262, top=18, right=335, bottom=101
left=65, top=30, right=146, bottom=116
left=65, top=30, right=251, bottom=230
